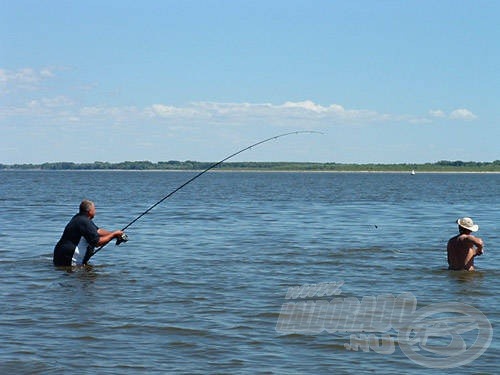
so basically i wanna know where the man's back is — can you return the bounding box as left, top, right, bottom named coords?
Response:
left=447, top=234, right=476, bottom=270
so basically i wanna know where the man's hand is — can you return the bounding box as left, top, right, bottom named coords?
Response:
left=116, top=232, right=128, bottom=245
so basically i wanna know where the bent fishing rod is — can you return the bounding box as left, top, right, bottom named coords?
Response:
left=91, top=130, right=322, bottom=256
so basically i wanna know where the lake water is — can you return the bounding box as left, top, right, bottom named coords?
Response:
left=0, top=171, right=498, bottom=374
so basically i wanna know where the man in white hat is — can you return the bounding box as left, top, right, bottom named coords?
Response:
left=447, top=217, right=484, bottom=271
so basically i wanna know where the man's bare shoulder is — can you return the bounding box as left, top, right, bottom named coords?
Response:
left=451, top=233, right=483, bottom=248
left=448, top=234, right=463, bottom=245
left=454, top=234, right=473, bottom=242
left=459, top=233, right=481, bottom=242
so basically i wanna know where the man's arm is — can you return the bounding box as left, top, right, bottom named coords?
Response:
left=98, top=228, right=113, bottom=236
left=468, top=235, right=484, bottom=255
left=97, top=229, right=124, bottom=247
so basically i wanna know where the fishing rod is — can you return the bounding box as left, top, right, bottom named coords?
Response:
left=91, top=130, right=322, bottom=257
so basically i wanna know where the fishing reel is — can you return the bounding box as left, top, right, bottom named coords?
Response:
left=116, top=233, right=129, bottom=246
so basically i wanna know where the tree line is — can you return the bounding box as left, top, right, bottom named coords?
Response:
left=1, top=160, right=499, bottom=171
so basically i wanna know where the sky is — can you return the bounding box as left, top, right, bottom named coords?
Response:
left=1, top=0, right=498, bottom=164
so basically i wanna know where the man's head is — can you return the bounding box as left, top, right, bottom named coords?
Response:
left=79, top=199, right=96, bottom=219
left=457, top=217, right=479, bottom=234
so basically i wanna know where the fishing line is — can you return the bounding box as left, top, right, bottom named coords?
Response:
left=91, top=130, right=322, bottom=257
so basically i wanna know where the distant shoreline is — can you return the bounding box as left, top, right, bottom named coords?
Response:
left=1, top=160, right=499, bottom=173
left=4, top=170, right=499, bottom=175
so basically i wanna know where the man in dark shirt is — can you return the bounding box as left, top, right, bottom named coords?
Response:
left=53, top=200, right=124, bottom=267
left=447, top=217, right=484, bottom=271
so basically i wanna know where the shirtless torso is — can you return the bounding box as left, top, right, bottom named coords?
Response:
left=447, top=233, right=484, bottom=271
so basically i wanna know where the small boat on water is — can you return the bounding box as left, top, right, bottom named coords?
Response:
left=410, top=170, right=416, bottom=175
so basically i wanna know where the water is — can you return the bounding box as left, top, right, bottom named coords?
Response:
left=0, top=171, right=498, bottom=374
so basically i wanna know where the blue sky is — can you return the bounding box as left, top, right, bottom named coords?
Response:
left=1, top=0, right=498, bottom=164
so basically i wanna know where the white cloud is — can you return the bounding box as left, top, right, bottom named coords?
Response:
left=78, top=105, right=141, bottom=121
left=0, top=89, right=478, bottom=130
left=40, top=68, right=55, bottom=78
left=450, top=108, right=477, bottom=121
left=41, top=96, right=74, bottom=107
left=150, top=104, right=177, bottom=116
left=429, top=108, right=477, bottom=121
left=282, top=100, right=330, bottom=112
left=429, top=109, right=446, bottom=118
left=144, top=101, right=397, bottom=126
left=0, top=67, right=57, bottom=92
left=3, top=67, right=52, bottom=83
left=148, top=104, right=200, bottom=118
